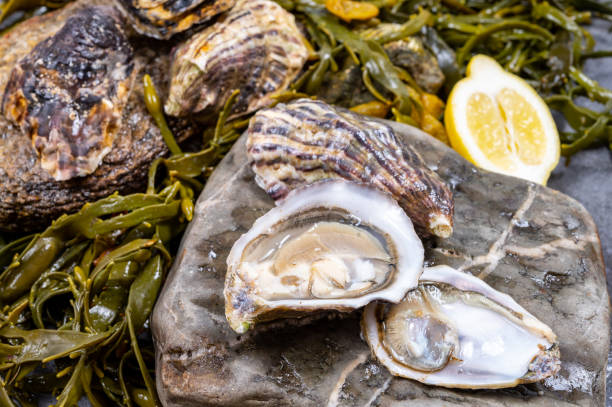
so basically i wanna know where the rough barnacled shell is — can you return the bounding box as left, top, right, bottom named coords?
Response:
left=384, top=37, right=445, bottom=94
left=247, top=99, right=454, bottom=238
left=116, top=0, right=235, bottom=39
left=164, top=0, right=308, bottom=121
left=1, top=6, right=134, bottom=181
left=362, top=265, right=560, bottom=388
left=224, top=180, right=424, bottom=333
left=360, top=25, right=445, bottom=93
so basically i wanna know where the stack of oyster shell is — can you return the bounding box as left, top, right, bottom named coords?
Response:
left=0, top=0, right=450, bottom=231
left=223, top=98, right=561, bottom=389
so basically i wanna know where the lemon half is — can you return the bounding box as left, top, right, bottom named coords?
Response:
left=445, top=55, right=560, bottom=184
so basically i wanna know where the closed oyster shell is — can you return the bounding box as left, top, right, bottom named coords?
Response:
left=384, top=37, right=445, bottom=94
left=1, top=6, right=134, bottom=181
left=164, top=0, right=308, bottom=121
left=362, top=265, right=560, bottom=388
left=116, top=0, right=235, bottom=39
left=247, top=99, right=454, bottom=238
left=224, top=180, right=424, bottom=334
left=360, top=24, right=445, bottom=94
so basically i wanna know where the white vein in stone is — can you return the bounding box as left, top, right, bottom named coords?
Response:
left=327, top=352, right=369, bottom=407
left=458, top=185, right=536, bottom=279
left=505, top=235, right=598, bottom=258
left=363, top=376, right=392, bottom=407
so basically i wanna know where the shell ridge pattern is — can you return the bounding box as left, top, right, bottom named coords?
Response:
left=247, top=99, right=454, bottom=237
left=164, top=0, right=308, bottom=120
left=117, top=0, right=236, bottom=39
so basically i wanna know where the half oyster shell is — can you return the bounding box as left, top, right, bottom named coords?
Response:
left=164, top=0, right=308, bottom=121
left=362, top=265, right=560, bottom=388
left=116, top=0, right=235, bottom=39
left=224, top=180, right=424, bottom=334
left=247, top=99, right=454, bottom=238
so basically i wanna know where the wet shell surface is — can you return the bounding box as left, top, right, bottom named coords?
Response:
left=164, top=0, right=308, bottom=121
left=116, top=0, right=235, bottom=39
left=383, top=37, right=445, bottom=94
left=362, top=265, right=560, bottom=389
left=247, top=98, right=454, bottom=238
left=1, top=6, right=134, bottom=181
left=224, top=180, right=424, bottom=334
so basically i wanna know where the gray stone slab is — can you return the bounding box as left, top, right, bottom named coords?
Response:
left=547, top=17, right=612, bottom=407
left=152, top=120, right=609, bottom=406
left=549, top=148, right=612, bottom=407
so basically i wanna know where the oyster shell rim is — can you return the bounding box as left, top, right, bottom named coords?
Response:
left=224, top=179, right=425, bottom=333
left=361, top=265, right=560, bottom=389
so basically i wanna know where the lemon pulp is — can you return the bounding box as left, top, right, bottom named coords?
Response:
left=445, top=55, right=560, bottom=184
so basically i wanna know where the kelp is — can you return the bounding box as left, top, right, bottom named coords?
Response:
left=283, top=0, right=446, bottom=133
left=405, top=0, right=612, bottom=157
left=290, top=0, right=612, bottom=156
left=0, top=77, right=246, bottom=406
left=2, top=0, right=612, bottom=154
left=1, top=0, right=612, bottom=404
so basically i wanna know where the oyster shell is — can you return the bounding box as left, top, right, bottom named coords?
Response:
left=384, top=37, right=445, bottom=94
left=360, top=25, right=445, bottom=94
left=224, top=180, right=424, bottom=334
left=164, top=0, right=308, bottom=121
left=116, top=0, right=235, bottom=39
left=1, top=6, right=134, bottom=181
left=247, top=99, right=454, bottom=238
left=362, top=265, right=560, bottom=388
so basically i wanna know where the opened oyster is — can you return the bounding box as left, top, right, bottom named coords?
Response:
left=116, top=0, right=235, bottom=39
left=164, top=0, right=308, bottom=121
left=224, top=180, right=424, bottom=334
left=247, top=99, right=454, bottom=238
left=362, top=265, right=560, bottom=388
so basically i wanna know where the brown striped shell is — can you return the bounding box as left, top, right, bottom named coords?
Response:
left=116, top=0, right=235, bottom=39
left=164, top=0, right=308, bottom=121
left=246, top=99, right=454, bottom=238
left=1, top=6, right=135, bottom=181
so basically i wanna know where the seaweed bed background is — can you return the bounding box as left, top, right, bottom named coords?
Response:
left=0, top=0, right=612, bottom=405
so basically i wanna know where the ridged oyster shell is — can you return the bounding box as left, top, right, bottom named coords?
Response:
left=1, top=6, right=134, bottom=181
left=384, top=37, right=445, bottom=94
left=247, top=99, right=454, bottom=238
left=362, top=265, right=560, bottom=388
left=164, top=0, right=308, bottom=121
left=116, top=0, right=235, bottom=39
left=224, top=180, right=424, bottom=334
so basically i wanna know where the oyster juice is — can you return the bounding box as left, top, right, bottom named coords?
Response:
left=362, top=265, right=560, bottom=388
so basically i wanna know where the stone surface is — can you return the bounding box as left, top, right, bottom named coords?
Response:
left=152, top=120, right=609, bottom=406
left=546, top=18, right=612, bottom=406
left=550, top=148, right=612, bottom=407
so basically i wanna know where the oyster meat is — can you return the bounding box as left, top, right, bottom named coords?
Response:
left=247, top=99, right=454, bottom=238
left=116, top=0, right=235, bottom=39
left=362, top=265, right=560, bottom=388
left=1, top=6, right=134, bottom=181
left=224, top=180, right=424, bottom=333
left=164, top=0, right=308, bottom=121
